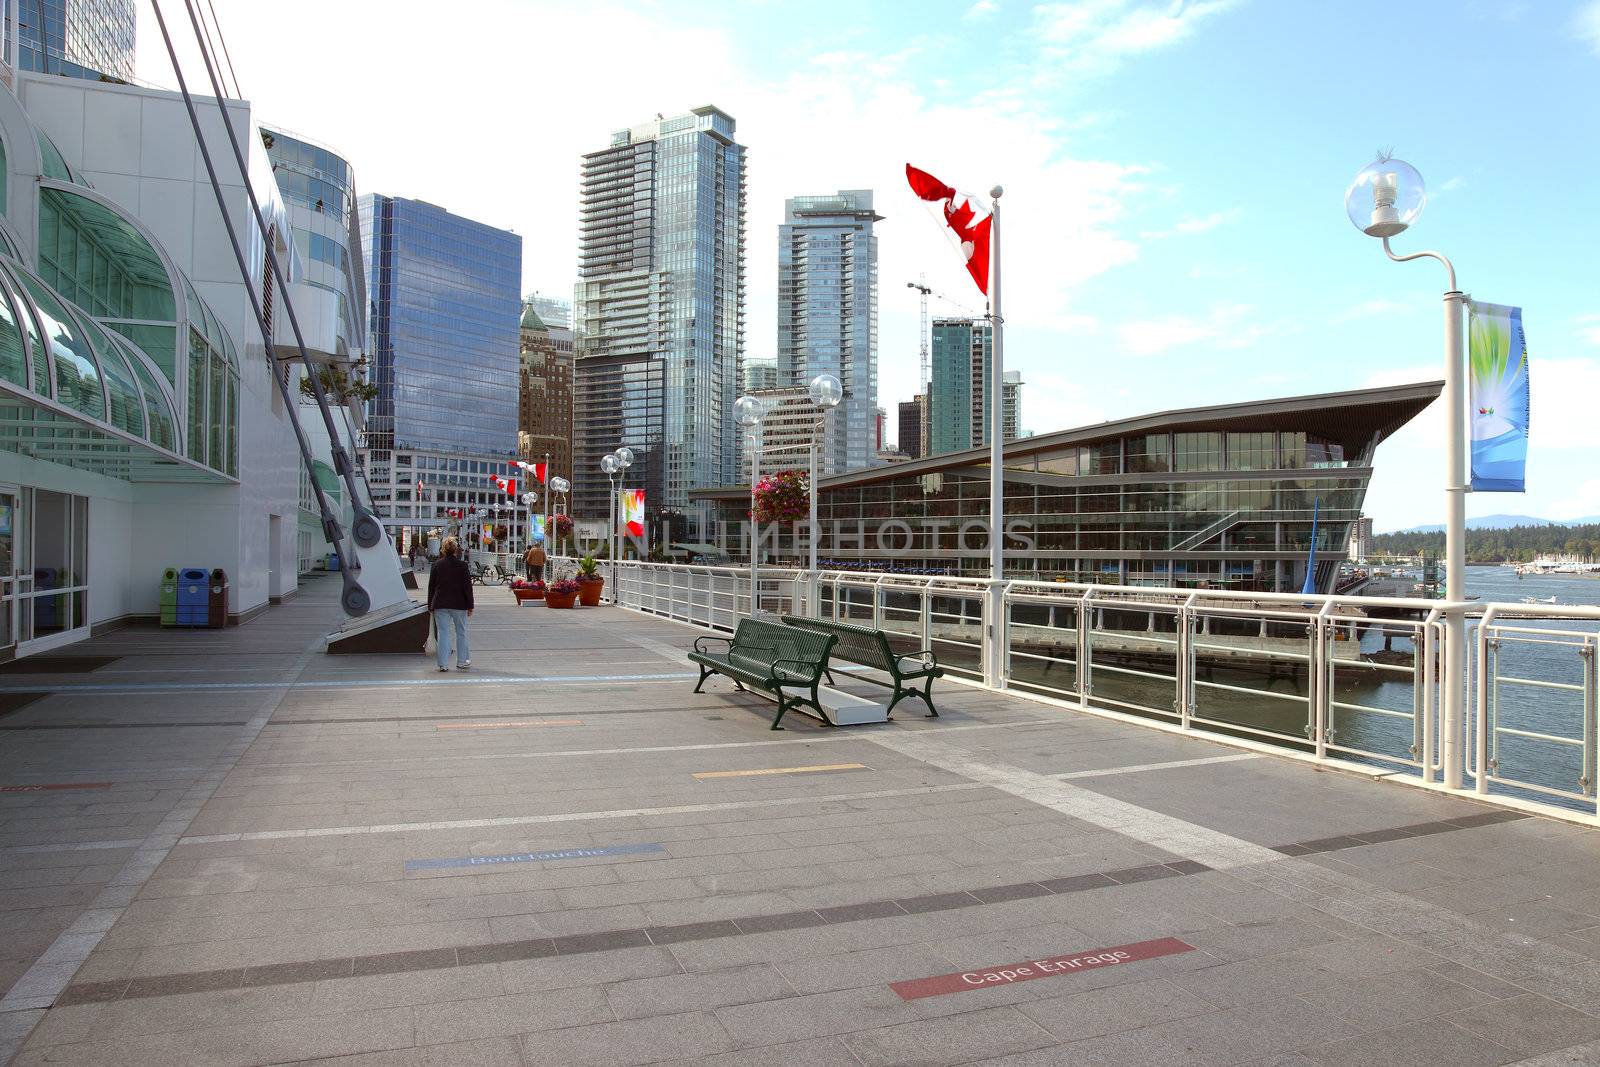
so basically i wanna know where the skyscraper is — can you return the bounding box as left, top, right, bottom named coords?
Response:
left=519, top=301, right=573, bottom=491
left=897, top=399, right=922, bottom=460
left=744, top=357, right=778, bottom=393
left=358, top=195, right=522, bottom=541
left=573, top=106, right=746, bottom=537
left=13, top=0, right=134, bottom=81
left=775, top=190, right=880, bottom=474
left=928, top=318, right=1021, bottom=455
left=929, top=318, right=990, bottom=455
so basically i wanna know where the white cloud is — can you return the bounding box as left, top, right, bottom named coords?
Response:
left=1116, top=302, right=1271, bottom=356
left=1576, top=0, right=1600, bottom=55
left=1435, top=176, right=1466, bottom=194
left=1140, top=207, right=1239, bottom=240
left=1578, top=314, right=1600, bottom=347
left=964, top=0, right=1001, bottom=19
left=1330, top=299, right=1408, bottom=324
left=1032, top=0, right=1241, bottom=79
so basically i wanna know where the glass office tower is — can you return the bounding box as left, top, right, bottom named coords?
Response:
left=573, top=106, right=746, bottom=538
left=10, top=0, right=135, bottom=81
left=358, top=195, right=520, bottom=457
left=929, top=318, right=994, bottom=456
left=776, top=190, right=880, bottom=475
left=357, top=196, right=521, bottom=543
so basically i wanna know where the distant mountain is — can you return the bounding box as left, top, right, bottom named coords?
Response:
left=1386, top=514, right=1555, bottom=534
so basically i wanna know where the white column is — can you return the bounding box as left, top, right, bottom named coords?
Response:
left=984, top=189, right=1006, bottom=689
left=1443, top=289, right=1468, bottom=790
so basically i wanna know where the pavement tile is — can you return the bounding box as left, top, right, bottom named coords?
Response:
left=606, top=963, right=794, bottom=1020
left=842, top=1004, right=1056, bottom=1066
left=303, top=1036, right=526, bottom=1067
left=1298, top=1016, right=1519, bottom=1067
left=660, top=1035, right=862, bottom=1066
left=1445, top=993, right=1600, bottom=1058
left=1017, top=976, right=1218, bottom=1040
left=519, top=1010, right=733, bottom=1066
left=412, top=985, right=612, bottom=1044
left=775, top=941, right=959, bottom=996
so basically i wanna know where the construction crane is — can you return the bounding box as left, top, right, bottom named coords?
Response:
left=906, top=277, right=983, bottom=394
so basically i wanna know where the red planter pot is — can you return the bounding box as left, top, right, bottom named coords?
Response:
left=545, top=591, right=578, bottom=609
left=577, top=576, right=603, bottom=607
left=511, top=588, right=543, bottom=605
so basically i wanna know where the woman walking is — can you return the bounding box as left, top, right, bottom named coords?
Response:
left=427, top=536, right=473, bottom=672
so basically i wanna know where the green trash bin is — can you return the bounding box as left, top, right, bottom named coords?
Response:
left=159, top=567, right=178, bottom=627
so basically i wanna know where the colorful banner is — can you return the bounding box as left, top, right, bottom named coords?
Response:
left=620, top=489, right=645, bottom=537
left=1468, top=301, right=1529, bottom=492
left=529, top=514, right=546, bottom=544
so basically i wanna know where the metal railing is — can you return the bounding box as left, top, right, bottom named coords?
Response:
left=565, top=557, right=1600, bottom=824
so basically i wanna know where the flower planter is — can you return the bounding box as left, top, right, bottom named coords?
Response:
left=577, top=576, right=603, bottom=607
left=545, top=591, right=578, bottom=609
left=511, top=587, right=544, bottom=605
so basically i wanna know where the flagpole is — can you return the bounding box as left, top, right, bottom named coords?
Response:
left=985, top=185, right=1005, bottom=689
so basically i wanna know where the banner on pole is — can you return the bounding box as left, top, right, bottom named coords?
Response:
left=529, top=514, right=546, bottom=544
left=1468, top=301, right=1529, bottom=492
left=620, top=489, right=645, bottom=537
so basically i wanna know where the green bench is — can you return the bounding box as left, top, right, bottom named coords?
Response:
left=781, top=615, right=943, bottom=718
left=689, top=618, right=837, bottom=730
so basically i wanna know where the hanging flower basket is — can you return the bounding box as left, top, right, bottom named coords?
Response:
left=751, top=469, right=809, bottom=525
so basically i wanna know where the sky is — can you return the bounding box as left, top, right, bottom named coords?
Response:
left=135, top=0, right=1600, bottom=532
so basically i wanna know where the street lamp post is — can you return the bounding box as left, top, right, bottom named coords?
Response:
left=1345, top=155, right=1466, bottom=789
left=736, top=394, right=765, bottom=616
left=601, top=453, right=620, bottom=567
left=615, top=448, right=634, bottom=559
left=550, top=476, right=570, bottom=556
left=521, top=491, right=538, bottom=571
left=807, top=374, right=843, bottom=616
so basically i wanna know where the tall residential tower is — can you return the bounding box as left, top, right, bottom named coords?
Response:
left=573, top=106, right=746, bottom=537
left=775, top=190, right=880, bottom=474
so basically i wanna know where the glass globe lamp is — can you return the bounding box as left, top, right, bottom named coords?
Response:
left=600, top=454, right=620, bottom=475
left=1345, top=157, right=1425, bottom=238
left=735, top=394, right=764, bottom=427
left=615, top=447, right=634, bottom=469
left=808, top=373, right=843, bottom=408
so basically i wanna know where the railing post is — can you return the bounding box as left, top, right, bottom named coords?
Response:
left=1475, top=607, right=1499, bottom=795
left=1178, top=593, right=1197, bottom=730
left=1420, top=607, right=1440, bottom=782
left=873, top=576, right=885, bottom=631
left=999, top=581, right=1015, bottom=688
left=1584, top=635, right=1597, bottom=812
left=1313, top=601, right=1335, bottom=762
left=921, top=578, right=933, bottom=657
left=1078, top=588, right=1095, bottom=704
left=1442, top=602, right=1467, bottom=791
left=984, top=578, right=1004, bottom=689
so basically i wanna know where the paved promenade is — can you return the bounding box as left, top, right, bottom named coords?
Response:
left=4, top=575, right=1600, bottom=1064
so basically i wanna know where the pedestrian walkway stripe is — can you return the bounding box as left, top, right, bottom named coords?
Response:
left=436, top=719, right=583, bottom=731
left=404, top=842, right=663, bottom=871
left=692, top=763, right=869, bottom=780
left=0, top=672, right=696, bottom=695
left=890, top=936, right=1195, bottom=1000
left=1053, top=753, right=1262, bottom=780
left=0, top=782, right=114, bottom=793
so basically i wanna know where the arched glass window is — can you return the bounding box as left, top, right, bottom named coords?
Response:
left=0, top=132, right=8, bottom=214
left=18, top=273, right=103, bottom=421
left=119, top=339, right=176, bottom=451
left=35, top=131, right=72, bottom=181
left=187, top=329, right=207, bottom=464
left=0, top=276, right=26, bottom=388
left=0, top=266, right=52, bottom=398
left=75, top=314, right=144, bottom=438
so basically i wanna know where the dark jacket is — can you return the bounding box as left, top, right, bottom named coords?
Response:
left=427, top=556, right=474, bottom=611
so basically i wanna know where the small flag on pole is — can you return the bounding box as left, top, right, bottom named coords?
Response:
left=533, top=462, right=547, bottom=484
left=906, top=164, right=993, bottom=296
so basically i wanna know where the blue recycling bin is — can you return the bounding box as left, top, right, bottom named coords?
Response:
left=175, top=567, right=209, bottom=627
left=327, top=553, right=341, bottom=572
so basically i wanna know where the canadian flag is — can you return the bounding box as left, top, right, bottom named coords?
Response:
left=533, top=462, right=547, bottom=485
left=905, top=164, right=992, bottom=296
left=489, top=475, right=517, bottom=496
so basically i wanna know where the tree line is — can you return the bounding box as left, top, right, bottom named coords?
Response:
left=1371, top=524, right=1600, bottom=563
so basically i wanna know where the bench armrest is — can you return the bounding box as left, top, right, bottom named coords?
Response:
left=907, top=648, right=940, bottom=666
left=770, top=657, right=824, bottom=682
left=692, top=635, right=734, bottom=653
